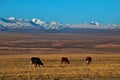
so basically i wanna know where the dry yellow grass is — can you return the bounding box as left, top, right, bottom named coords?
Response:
left=0, top=53, right=120, bottom=80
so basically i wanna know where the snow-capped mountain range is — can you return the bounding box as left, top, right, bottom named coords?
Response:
left=0, top=17, right=120, bottom=31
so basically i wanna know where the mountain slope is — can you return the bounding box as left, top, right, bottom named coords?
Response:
left=0, top=17, right=120, bottom=32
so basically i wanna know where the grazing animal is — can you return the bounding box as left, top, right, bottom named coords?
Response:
left=85, top=56, right=92, bottom=65
left=61, top=57, right=70, bottom=64
left=31, top=57, right=44, bottom=67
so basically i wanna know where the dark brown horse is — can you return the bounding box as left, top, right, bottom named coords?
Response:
left=85, top=56, right=92, bottom=65
left=61, top=57, right=70, bottom=64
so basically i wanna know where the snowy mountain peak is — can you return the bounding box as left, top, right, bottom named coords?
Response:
left=0, top=17, right=120, bottom=31
left=90, top=21, right=100, bottom=26
left=48, top=21, right=65, bottom=29
left=50, top=21, right=61, bottom=26
left=7, top=17, right=16, bottom=21
left=31, top=18, right=46, bottom=26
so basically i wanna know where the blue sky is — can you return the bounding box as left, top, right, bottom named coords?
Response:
left=0, top=0, right=120, bottom=24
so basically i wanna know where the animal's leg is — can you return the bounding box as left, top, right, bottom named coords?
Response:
left=38, top=64, right=41, bottom=67
left=35, top=64, right=37, bottom=67
left=68, top=61, right=70, bottom=64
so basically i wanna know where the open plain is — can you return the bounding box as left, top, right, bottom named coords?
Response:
left=0, top=32, right=120, bottom=80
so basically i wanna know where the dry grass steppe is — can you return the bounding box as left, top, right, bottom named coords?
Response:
left=0, top=32, right=120, bottom=54
left=0, top=32, right=120, bottom=80
left=0, top=54, right=120, bottom=80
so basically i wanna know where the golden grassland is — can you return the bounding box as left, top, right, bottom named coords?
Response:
left=0, top=32, right=120, bottom=79
left=0, top=53, right=120, bottom=80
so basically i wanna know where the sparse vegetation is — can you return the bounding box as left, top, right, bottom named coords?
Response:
left=0, top=32, right=120, bottom=80
left=0, top=54, right=120, bottom=80
left=0, top=32, right=120, bottom=54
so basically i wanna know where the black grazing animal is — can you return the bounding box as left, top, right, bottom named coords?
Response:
left=31, top=57, right=44, bottom=67
left=85, top=56, right=92, bottom=65
left=61, top=57, right=70, bottom=64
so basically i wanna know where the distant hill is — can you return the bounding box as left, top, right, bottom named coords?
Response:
left=0, top=17, right=120, bottom=33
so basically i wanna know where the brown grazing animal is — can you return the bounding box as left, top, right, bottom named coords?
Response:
left=85, top=56, right=92, bottom=65
left=61, top=57, right=70, bottom=64
left=31, top=57, right=44, bottom=67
